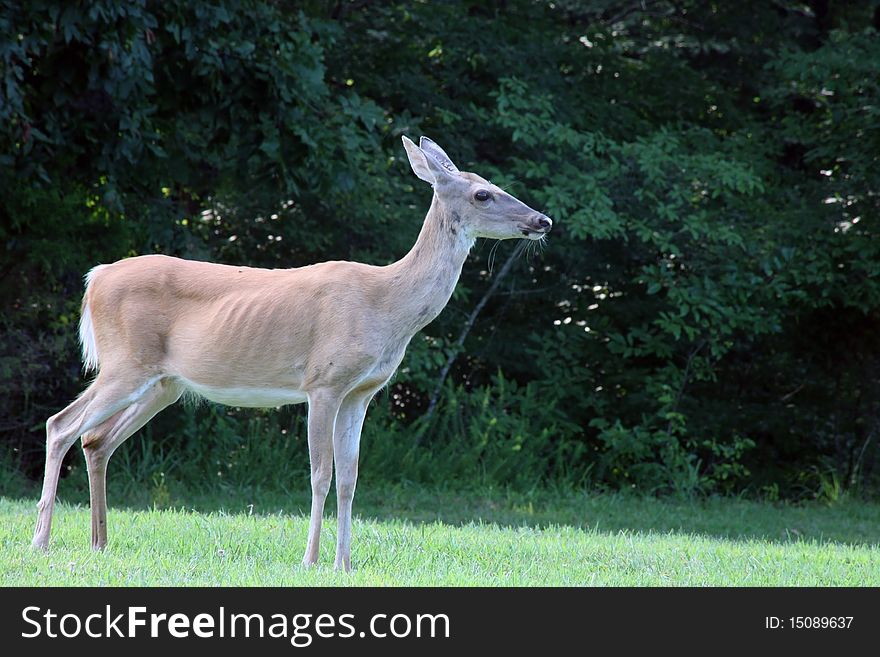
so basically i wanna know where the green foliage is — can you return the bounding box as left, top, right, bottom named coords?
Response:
left=111, top=403, right=312, bottom=503
left=2, top=1, right=879, bottom=499
left=362, top=372, right=586, bottom=491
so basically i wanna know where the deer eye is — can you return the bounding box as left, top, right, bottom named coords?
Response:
left=474, top=190, right=491, bottom=202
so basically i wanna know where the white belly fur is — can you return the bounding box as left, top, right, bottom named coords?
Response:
left=180, top=378, right=308, bottom=408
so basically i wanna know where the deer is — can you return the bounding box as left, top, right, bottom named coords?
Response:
left=31, top=135, right=552, bottom=571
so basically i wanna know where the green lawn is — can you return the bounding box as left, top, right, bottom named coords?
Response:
left=1, top=486, right=878, bottom=585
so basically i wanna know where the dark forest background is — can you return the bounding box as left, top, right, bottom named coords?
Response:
left=2, top=0, right=879, bottom=501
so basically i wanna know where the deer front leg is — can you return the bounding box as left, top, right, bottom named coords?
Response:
left=302, top=390, right=342, bottom=567
left=333, top=392, right=371, bottom=572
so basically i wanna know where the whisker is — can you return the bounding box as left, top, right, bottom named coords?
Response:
left=527, top=241, right=538, bottom=260
left=520, top=235, right=547, bottom=262
left=488, top=240, right=501, bottom=275
left=495, top=179, right=522, bottom=194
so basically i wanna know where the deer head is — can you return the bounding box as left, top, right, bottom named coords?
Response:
left=402, top=136, right=552, bottom=241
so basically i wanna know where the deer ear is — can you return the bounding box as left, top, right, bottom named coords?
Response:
left=419, top=136, right=460, bottom=175
left=402, top=136, right=436, bottom=184
left=402, top=136, right=458, bottom=186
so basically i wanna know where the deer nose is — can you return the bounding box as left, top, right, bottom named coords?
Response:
left=536, top=215, right=553, bottom=231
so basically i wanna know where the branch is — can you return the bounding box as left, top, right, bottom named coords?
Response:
left=665, top=338, right=706, bottom=434
left=416, top=244, right=522, bottom=442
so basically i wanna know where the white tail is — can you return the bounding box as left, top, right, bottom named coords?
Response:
left=32, top=136, right=552, bottom=571
left=78, top=266, right=106, bottom=373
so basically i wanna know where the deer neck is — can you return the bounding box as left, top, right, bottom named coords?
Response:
left=387, top=195, right=474, bottom=334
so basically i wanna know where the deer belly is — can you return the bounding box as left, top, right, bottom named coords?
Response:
left=181, top=379, right=308, bottom=408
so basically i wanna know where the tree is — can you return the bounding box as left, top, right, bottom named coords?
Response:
left=2, top=0, right=878, bottom=497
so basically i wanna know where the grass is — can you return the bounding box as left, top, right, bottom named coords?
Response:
left=1, top=483, right=879, bottom=586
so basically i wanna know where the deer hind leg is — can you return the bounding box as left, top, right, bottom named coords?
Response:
left=302, top=389, right=343, bottom=567
left=332, top=391, right=371, bottom=572
left=82, top=378, right=182, bottom=551
left=32, top=372, right=164, bottom=551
